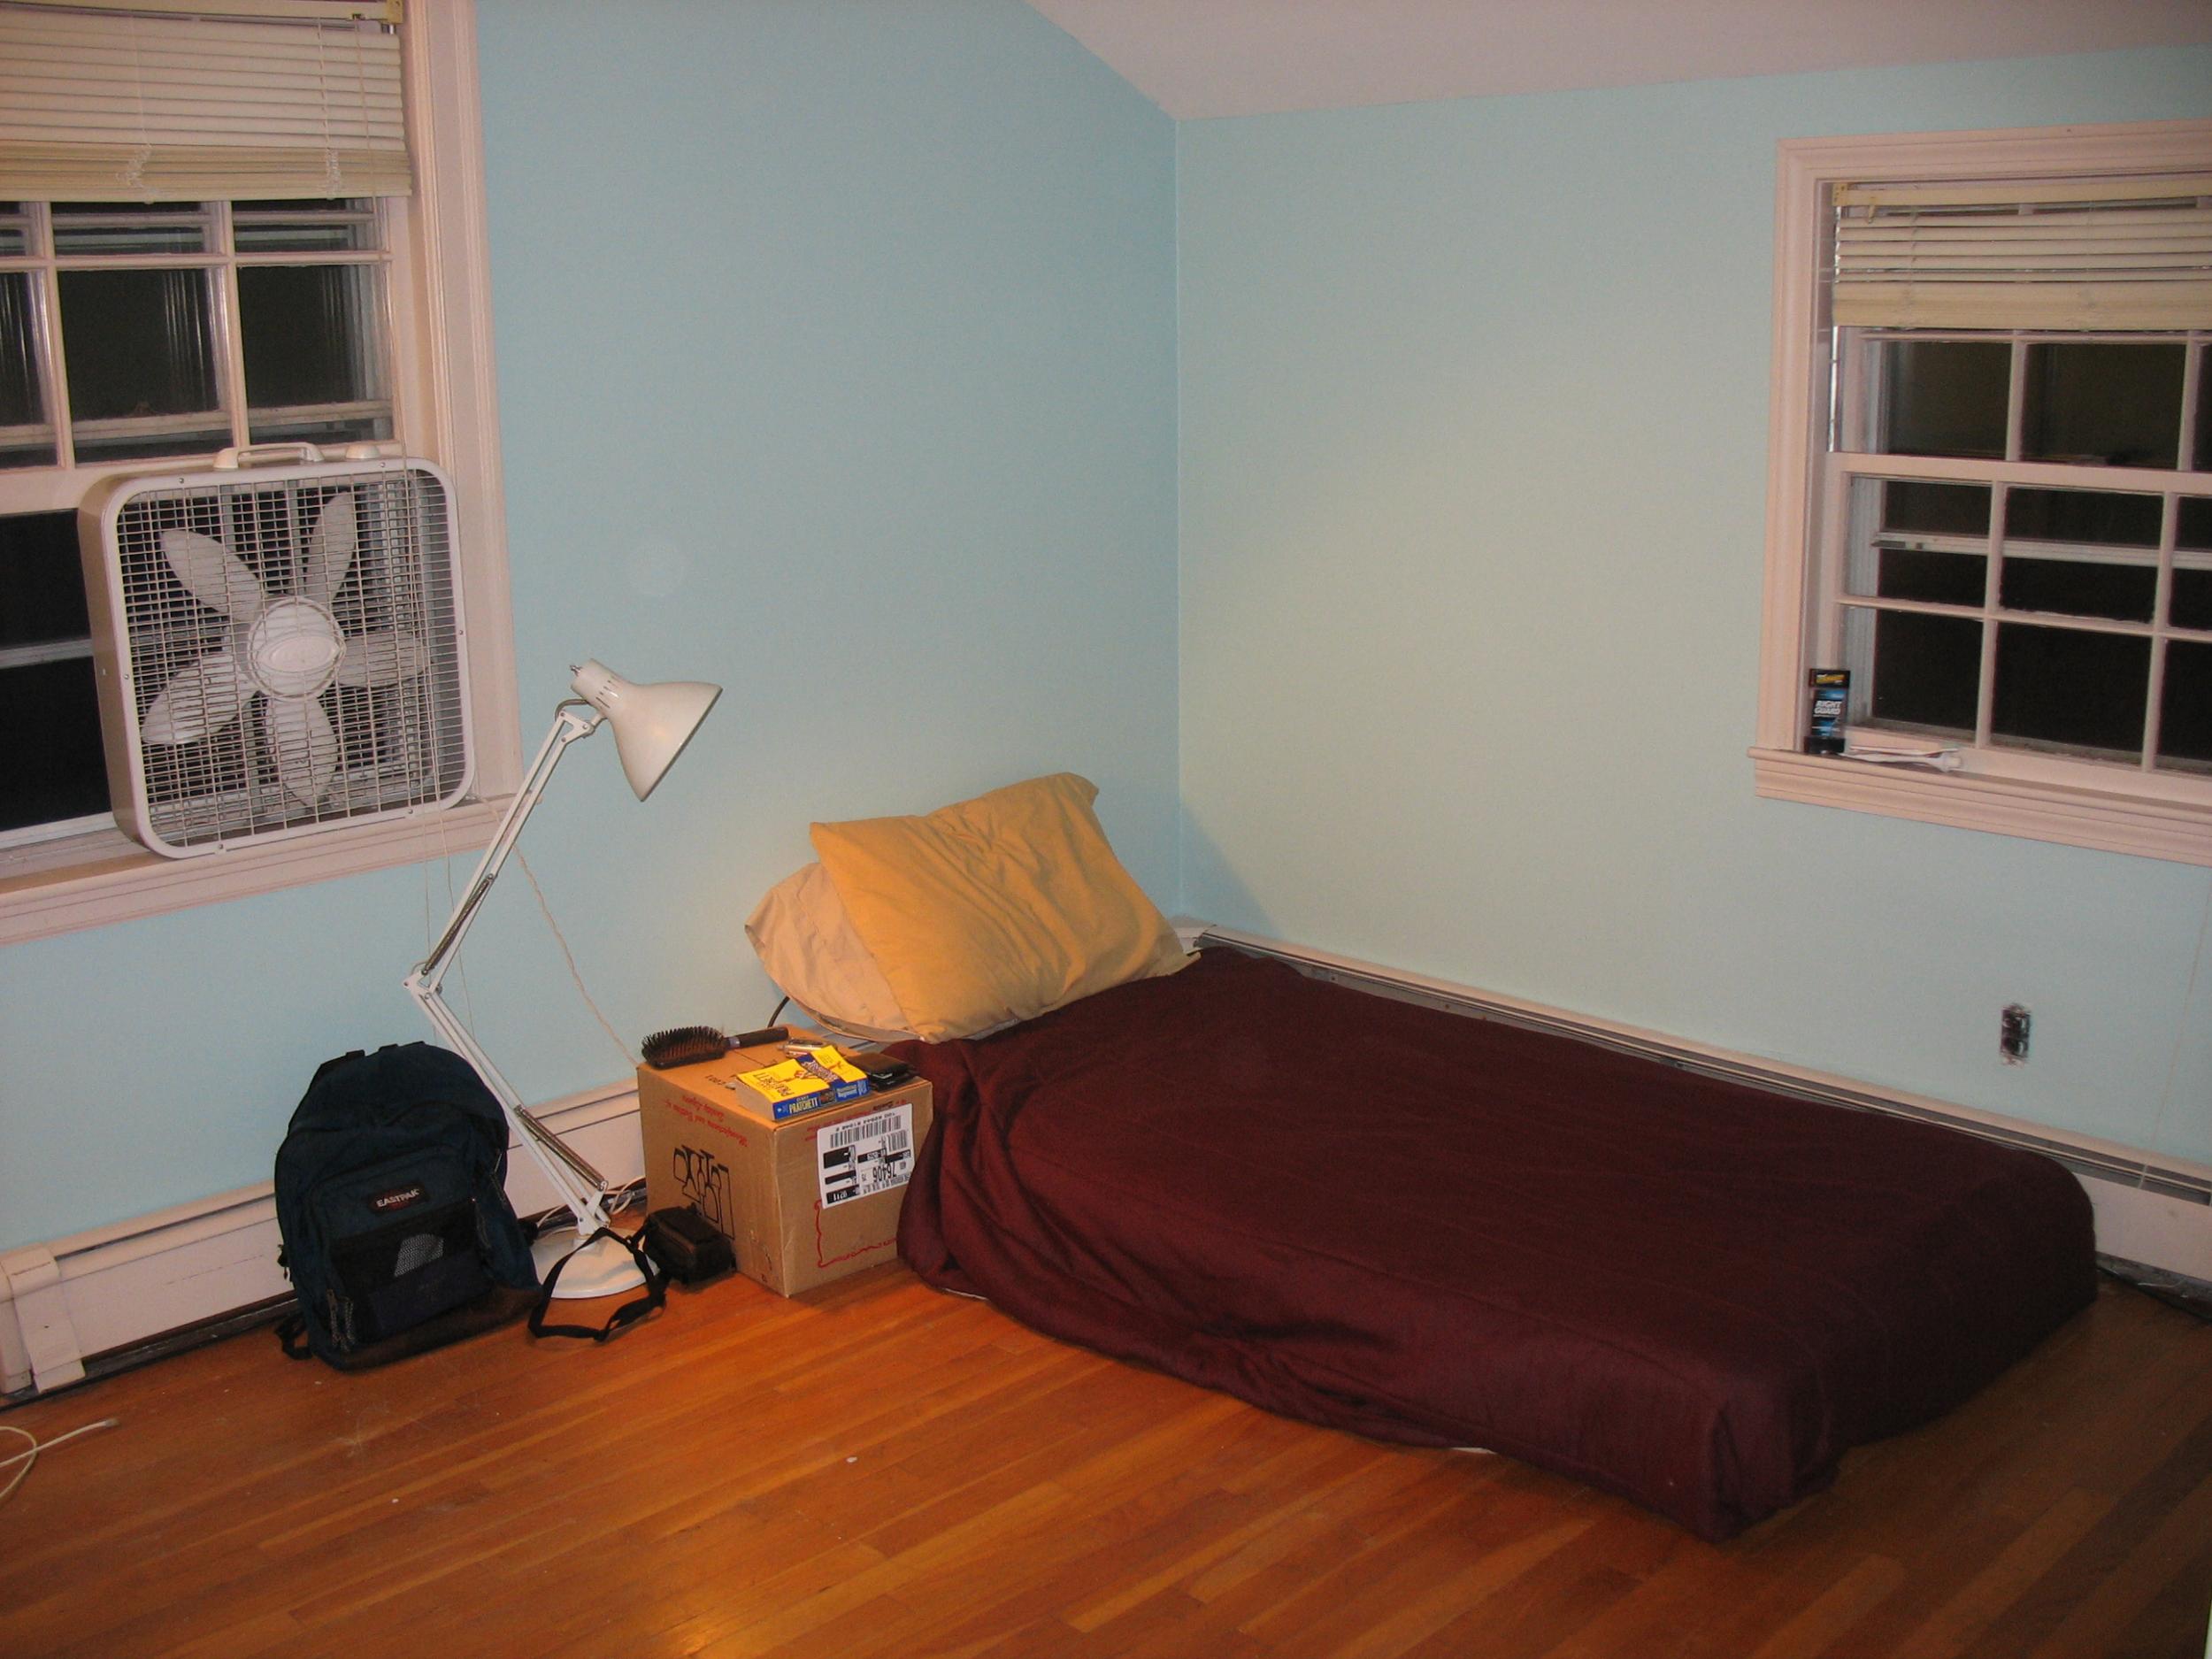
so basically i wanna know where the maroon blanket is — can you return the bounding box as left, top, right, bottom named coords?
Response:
left=894, top=949, right=2094, bottom=1540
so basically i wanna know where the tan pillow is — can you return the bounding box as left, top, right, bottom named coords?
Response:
left=809, top=772, right=1189, bottom=1041
left=743, top=861, right=915, bottom=1042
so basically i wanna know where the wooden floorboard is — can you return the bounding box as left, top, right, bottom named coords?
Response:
left=1, top=1270, right=2208, bottom=1658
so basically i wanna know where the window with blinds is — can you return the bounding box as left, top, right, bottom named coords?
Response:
left=0, top=0, right=416, bottom=849
left=1818, top=168, right=2212, bottom=787
left=1754, top=125, right=2212, bottom=865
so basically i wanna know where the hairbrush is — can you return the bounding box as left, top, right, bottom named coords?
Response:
left=640, top=1024, right=787, bottom=1070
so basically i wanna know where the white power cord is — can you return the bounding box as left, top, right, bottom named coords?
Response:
left=0, top=1417, right=119, bottom=1508
left=514, top=848, right=637, bottom=1069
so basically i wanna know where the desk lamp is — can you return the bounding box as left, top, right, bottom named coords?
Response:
left=404, top=660, right=720, bottom=1297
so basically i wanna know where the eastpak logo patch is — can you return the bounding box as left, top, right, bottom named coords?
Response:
left=371, top=1183, right=426, bottom=1213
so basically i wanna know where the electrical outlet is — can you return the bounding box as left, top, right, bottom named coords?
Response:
left=2000, top=1003, right=2031, bottom=1064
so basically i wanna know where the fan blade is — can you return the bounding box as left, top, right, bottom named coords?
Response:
left=263, top=694, right=341, bottom=809
left=335, top=630, right=426, bottom=687
left=141, top=652, right=251, bottom=745
left=161, top=529, right=267, bottom=624
left=300, top=492, right=356, bottom=605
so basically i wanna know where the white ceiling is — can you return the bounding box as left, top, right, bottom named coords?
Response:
left=1020, top=0, right=2212, bottom=120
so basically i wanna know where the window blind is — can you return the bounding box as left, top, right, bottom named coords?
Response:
left=0, top=0, right=411, bottom=203
left=1832, top=173, right=2212, bottom=331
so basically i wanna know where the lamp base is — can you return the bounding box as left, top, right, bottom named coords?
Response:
left=532, top=1223, right=646, bottom=1299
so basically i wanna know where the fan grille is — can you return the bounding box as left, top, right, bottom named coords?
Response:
left=106, top=465, right=469, bottom=851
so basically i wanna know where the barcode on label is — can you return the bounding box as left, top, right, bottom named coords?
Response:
left=818, top=1104, right=916, bottom=1206
left=828, top=1111, right=902, bottom=1150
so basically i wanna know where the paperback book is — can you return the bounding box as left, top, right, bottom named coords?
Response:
left=727, top=1046, right=872, bottom=1120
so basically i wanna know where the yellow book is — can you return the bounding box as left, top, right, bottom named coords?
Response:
left=733, top=1046, right=871, bottom=1119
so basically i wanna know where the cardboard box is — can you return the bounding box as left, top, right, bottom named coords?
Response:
left=636, top=1038, right=932, bottom=1296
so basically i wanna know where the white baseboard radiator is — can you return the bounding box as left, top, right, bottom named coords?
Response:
left=0, top=1082, right=641, bottom=1399
left=1196, top=926, right=2212, bottom=1286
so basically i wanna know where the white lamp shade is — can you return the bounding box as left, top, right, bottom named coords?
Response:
left=569, top=659, right=721, bottom=800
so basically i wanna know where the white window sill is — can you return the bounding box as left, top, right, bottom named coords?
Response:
left=0, top=798, right=504, bottom=947
left=1750, top=746, right=2212, bottom=866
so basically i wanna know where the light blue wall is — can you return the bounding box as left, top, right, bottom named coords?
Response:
left=1178, top=49, right=2212, bottom=1164
left=9, top=26, right=2209, bottom=1257
left=0, top=0, right=1178, bottom=1251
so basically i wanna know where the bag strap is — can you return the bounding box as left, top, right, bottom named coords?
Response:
left=305, top=1048, right=366, bottom=1091
left=527, top=1229, right=668, bottom=1343
left=275, top=1313, right=316, bottom=1362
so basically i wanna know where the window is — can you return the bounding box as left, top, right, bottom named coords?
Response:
left=1754, top=123, right=2212, bottom=866
left=0, top=0, right=518, bottom=942
left=1, top=196, right=400, bottom=845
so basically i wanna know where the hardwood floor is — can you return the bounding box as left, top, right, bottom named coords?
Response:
left=2, top=1268, right=2208, bottom=1658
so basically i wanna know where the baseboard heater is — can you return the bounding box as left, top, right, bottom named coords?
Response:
left=1198, top=926, right=2212, bottom=1272
left=0, top=1080, right=642, bottom=1400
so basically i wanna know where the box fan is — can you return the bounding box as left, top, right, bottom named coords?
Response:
left=79, top=449, right=472, bottom=856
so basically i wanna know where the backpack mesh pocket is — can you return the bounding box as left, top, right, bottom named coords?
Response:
left=327, top=1199, right=494, bottom=1348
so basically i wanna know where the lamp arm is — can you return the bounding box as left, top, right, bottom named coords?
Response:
left=411, top=980, right=610, bottom=1218
left=403, top=702, right=618, bottom=1233
left=413, top=701, right=599, bottom=995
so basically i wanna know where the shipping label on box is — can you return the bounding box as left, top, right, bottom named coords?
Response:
left=817, top=1103, right=915, bottom=1206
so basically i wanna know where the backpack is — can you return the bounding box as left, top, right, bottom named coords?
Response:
left=273, top=1042, right=541, bottom=1369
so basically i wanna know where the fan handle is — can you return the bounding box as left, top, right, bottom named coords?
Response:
left=213, top=443, right=325, bottom=470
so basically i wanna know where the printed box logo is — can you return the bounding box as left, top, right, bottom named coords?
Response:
left=673, top=1145, right=733, bottom=1233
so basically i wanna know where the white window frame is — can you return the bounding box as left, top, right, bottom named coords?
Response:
left=0, top=0, right=520, bottom=944
left=1752, top=119, right=2212, bottom=868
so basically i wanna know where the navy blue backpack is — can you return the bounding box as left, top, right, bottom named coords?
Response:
left=274, top=1042, right=541, bottom=1369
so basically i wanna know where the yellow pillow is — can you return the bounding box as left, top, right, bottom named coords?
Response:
left=809, top=772, right=1188, bottom=1041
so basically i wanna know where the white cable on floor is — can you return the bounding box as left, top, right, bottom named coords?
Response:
left=0, top=1417, right=119, bottom=1507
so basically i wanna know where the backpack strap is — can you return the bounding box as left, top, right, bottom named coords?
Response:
left=275, top=1313, right=317, bottom=1362
left=303, top=1048, right=367, bottom=1094
left=527, top=1230, right=668, bottom=1343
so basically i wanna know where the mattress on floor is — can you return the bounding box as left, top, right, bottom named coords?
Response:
left=893, top=948, right=2095, bottom=1540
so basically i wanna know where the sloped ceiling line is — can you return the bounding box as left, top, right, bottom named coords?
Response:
left=1021, top=0, right=2212, bottom=120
